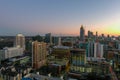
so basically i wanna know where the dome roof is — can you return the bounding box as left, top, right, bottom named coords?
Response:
left=17, top=34, right=24, bottom=37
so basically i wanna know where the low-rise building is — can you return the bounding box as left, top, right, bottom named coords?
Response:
left=52, top=47, right=70, bottom=59
left=0, top=47, right=24, bottom=60
left=48, top=59, right=69, bottom=76
left=22, top=73, right=62, bottom=80
left=0, top=65, right=32, bottom=80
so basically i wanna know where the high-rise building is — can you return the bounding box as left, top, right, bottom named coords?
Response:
left=32, top=41, right=47, bottom=69
left=15, top=34, right=25, bottom=50
left=87, top=41, right=104, bottom=58
left=102, top=34, right=105, bottom=38
left=44, top=33, right=52, bottom=44
left=107, top=34, right=110, bottom=38
left=118, top=44, right=120, bottom=50
left=96, top=31, right=98, bottom=37
left=88, top=30, right=93, bottom=38
left=88, top=30, right=91, bottom=38
left=80, top=25, right=85, bottom=42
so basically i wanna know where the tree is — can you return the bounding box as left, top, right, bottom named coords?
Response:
left=32, top=35, right=43, bottom=42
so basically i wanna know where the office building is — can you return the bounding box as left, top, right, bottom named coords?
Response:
left=52, top=36, right=61, bottom=46
left=44, top=33, right=52, bottom=44
left=88, top=30, right=93, bottom=38
left=79, top=42, right=88, bottom=49
left=69, top=49, right=87, bottom=78
left=52, top=47, right=70, bottom=59
left=80, top=25, right=85, bottom=42
left=58, top=37, right=61, bottom=46
left=0, top=47, right=24, bottom=60
left=62, top=38, right=73, bottom=47
left=114, top=52, right=120, bottom=68
left=94, top=42, right=104, bottom=58
left=32, top=41, right=47, bottom=69
left=102, top=34, right=105, bottom=38
left=118, top=44, right=120, bottom=50
left=87, top=41, right=94, bottom=57
left=96, top=31, right=98, bottom=37
left=87, top=41, right=104, bottom=58
left=15, top=34, right=25, bottom=50
left=48, top=59, right=69, bottom=76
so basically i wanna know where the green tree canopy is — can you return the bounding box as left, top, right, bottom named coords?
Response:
left=32, top=35, right=43, bottom=42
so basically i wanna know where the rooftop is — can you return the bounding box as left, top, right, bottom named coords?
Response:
left=3, top=46, right=22, bottom=50
left=24, top=73, right=62, bottom=80
left=48, top=59, right=69, bottom=66
left=17, top=34, right=24, bottom=37
left=53, top=46, right=70, bottom=49
left=1, top=69, right=18, bottom=77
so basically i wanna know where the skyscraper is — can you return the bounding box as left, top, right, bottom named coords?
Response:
left=96, top=32, right=98, bottom=37
left=32, top=41, right=47, bottom=69
left=15, top=34, right=25, bottom=50
left=88, top=30, right=93, bottom=38
left=88, top=30, right=91, bottom=38
left=80, top=25, right=85, bottom=42
left=45, top=33, right=52, bottom=44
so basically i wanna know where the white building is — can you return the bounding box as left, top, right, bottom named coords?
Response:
left=94, top=43, right=104, bottom=58
left=87, top=41, right=94, bottom=57
left=15, top=34, right=25, bottom=50
left=0, top=47, right=23, bottom=60
left=58, top=37, right=61, bottom=46
left=87, top=42, right=104, bottom=58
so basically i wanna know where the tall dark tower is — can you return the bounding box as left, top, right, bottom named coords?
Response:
left=88, top=30, right=91, bottom=38
left=96, top=31, right=98, bottom=37
left=80, top=25, right=85, bottom=42
left=45, top=33, right=52, bottom=44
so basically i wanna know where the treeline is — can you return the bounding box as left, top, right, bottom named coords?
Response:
left=0, top=41, right=13, bottom=49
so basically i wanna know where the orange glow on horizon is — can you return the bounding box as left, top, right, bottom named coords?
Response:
left=65, top=24, right=120, bottom=36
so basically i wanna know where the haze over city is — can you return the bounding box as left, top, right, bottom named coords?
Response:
left=0, top=0, right=120, bottom=36
left=1, top=1, right=120, bottom=80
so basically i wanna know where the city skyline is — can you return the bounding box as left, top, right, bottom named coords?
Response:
left=0, top=0, right=120, bottom=36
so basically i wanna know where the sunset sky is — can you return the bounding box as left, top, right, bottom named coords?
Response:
left=0, top=0, right=120, bottom=36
